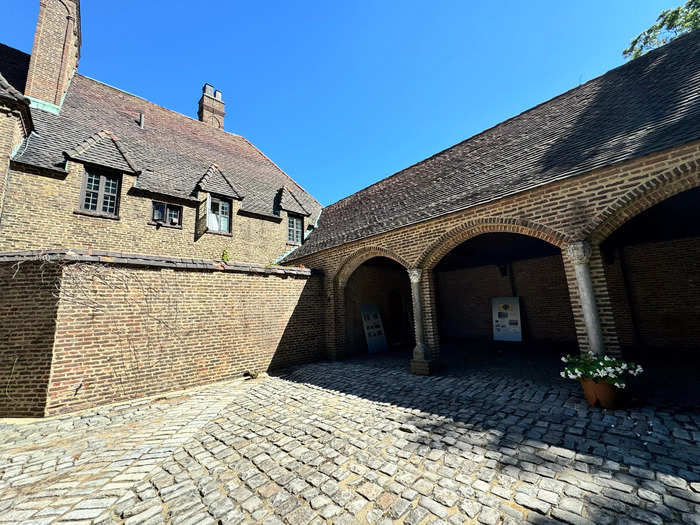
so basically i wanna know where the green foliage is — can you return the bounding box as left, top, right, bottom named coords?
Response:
left=560, top=352, right=643, bottom=389
left=624, top=0, right=700, bottom=59
left=222, top=248, right=231, bottom=262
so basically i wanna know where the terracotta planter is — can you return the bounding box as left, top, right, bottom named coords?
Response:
left=580, top=379, right=597, bottom=406
left=580, top=379, right=620, bottom=409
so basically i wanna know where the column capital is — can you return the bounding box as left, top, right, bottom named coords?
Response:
left=565, top=241, right=592, bottom=265
left=408, top=268, right=422, bottom=284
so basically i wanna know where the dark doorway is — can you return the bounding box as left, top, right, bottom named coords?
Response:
left=601, top=186, right=700, bottom=404
left=434, top=233, right=577, bottom=363
left=344, top=257, right=414, bottom=356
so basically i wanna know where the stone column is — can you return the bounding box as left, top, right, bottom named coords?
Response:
left=565, top=241, right=605, bottom=355
left=408, top=268, right=433, bottom=375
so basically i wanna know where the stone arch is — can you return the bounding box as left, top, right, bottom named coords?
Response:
left=334, top=246, right=410, bottom=286
left=417, top=218, right=570, bottom=270
left=588, top=160, right=700, bottom=244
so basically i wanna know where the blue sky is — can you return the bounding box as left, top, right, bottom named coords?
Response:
left=5, top=1, right=677, bottom=206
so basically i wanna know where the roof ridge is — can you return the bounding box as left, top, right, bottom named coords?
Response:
left=323, top=31, right=700, bottom=213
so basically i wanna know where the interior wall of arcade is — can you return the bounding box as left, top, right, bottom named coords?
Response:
left=436, top=254, right=577, bottom=344
left=344, top=261, right=414, bottom=355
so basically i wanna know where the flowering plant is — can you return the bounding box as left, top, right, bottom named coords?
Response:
left=560, top=352, right=643, bottom=389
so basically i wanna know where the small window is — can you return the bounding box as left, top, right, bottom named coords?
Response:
left=80, top=168, right=121, bottom=217
left=152, top=201, right=182, bottom=227
left=207, top=195, right=231, bottom=233
left=288, top=215, right=303, bottom=244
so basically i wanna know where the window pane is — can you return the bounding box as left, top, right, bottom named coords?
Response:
left=102, top=194, right=116, bottom=214
left=104, top=176, right=118, bottom=195
left=220, top=201, right=230, bottom=217
left=288, top=216, right=302, bottom=243
left=84, top=191, right=98, bottom=211
left=208, top=200, right=219, bottom=230
left=153, top=202, right=165, bottom=222
left=86, top=173, right=100, bottom=191
left=167, top=206, right=180, bottom=225
left=220, top=215, right=229, bottom=232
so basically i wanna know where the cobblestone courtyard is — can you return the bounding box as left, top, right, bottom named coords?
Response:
left=1, top=356, right=699, bottom=525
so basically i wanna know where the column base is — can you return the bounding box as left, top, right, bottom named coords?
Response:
left=410, top=358, right=435, bottom=376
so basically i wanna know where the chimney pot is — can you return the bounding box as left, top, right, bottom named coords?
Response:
left=214, top=90, right=222, bottom=101
left=204, top=83, right=214, bottom=96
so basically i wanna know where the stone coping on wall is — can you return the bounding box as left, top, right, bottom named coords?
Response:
left=0, top=249, right=319, bottom=277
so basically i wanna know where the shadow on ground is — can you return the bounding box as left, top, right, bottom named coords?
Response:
left=275, top=348, right=700, bottom=524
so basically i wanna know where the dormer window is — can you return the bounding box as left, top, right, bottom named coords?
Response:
left=80, top=168, right=121, bottom=218
left=151, top=201, right=182, bottom=228
left=207, top=195, right=231, bottom=234
left=288, top=215, right=303, bottom=244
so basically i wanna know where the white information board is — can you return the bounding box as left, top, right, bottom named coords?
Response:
left=491, top=297, right=522, bottom=342
left=360, top=305, right=388, bottom=354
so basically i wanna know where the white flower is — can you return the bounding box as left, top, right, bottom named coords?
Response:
left=561, top=356, right=568, bottom=363
left=560, top=371, right=566, bottom=378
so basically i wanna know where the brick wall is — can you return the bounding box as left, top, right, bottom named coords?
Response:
left=0, top=261, right=61, bottom=416
left=604, top=237, right=700, bottom=354
left=0, top=255, right=324, bottom=417
left=0, top=108, right=26, bottom=225
left=288, top=141, right=700, bottom=360
left=24, top=0, right=80, bottom=105
left=0, top=161, right=299, bottom=264
left=436, top=255, right=577, bottom=344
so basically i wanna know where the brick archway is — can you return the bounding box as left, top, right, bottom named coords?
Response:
left=334, top=246, right=410, bottom=286
left=413, top=218, right=572, bottom=359
left=585, top=160, right=700, bottom=363
left=330, top=247, right=411, bottom=360
left=417, top=218, right=570, bottom=271
left=588, top=160, right=700, bottom=244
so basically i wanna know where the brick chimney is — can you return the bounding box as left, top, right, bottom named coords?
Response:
left=198, top=84, right=225, bottom=129
left=25, top=0, right=81, bottom=106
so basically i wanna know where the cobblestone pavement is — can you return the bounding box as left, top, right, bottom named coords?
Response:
left=1, top=356, right=699, bottom=524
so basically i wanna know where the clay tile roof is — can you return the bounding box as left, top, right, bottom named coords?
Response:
left=279, top=186, right=310, bottom=216
left=197, top=163, right=245, bottom=199
left=0, top=44, right=321, bottom=224
left=285, top=31, right=700, bottom=261
left=0, top=71, right=27, bottom=104
left=64, top=130, right=140, bottom=174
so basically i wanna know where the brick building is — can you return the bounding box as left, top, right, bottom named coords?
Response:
left=283, top=31, right=700, bottom=378
left=1, top=1, right=699, bottom=416
left=0, top=0, right=324, bottom=416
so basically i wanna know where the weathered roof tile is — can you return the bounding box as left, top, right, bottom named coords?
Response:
left=0, top=45, right=320, bottom=224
